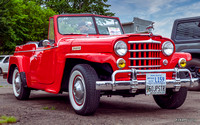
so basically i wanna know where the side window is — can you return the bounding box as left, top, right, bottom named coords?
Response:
left=3, top=57, right=9, bottom=63
left=48, top=18, right=55, bottom=41
left=176, top=21, right=200, bottom=40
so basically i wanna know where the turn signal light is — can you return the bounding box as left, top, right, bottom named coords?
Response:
left=178, top=58, right=186, bottom=68
left=117, top=58, right=126, bottom=69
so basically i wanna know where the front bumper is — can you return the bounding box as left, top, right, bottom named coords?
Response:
left=96, top=68, right=199, bottom=93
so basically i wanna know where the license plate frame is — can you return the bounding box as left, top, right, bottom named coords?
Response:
left=146, top=73, right=166, bottom=95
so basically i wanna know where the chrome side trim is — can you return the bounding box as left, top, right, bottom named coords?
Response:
left=14, top=47, right=57, bottom=53
left=129, top=57, right=161, bottom=60
left=14, top=37, right=67, bottom=53
left=128, top=39, right=161, bottom=44
left=129, top=65, right=161, bottom=68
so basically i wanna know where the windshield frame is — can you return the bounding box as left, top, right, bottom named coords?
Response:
left=56, top=15, right=124, bottom=35
left=57, top=16, right=97, bottom=35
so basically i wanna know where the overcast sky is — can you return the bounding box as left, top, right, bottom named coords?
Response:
left=107, top=0, right=200, bottom=38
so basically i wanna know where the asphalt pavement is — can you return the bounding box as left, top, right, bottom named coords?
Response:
left=0, top=75, right=200, bottom=125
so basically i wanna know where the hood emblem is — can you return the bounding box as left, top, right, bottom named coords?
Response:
left=146, top=22, right=154, bottom=35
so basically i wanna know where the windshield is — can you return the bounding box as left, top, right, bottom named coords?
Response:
left=58, top=17, right=96, bottom=34
left=57, top=16, right=123, bottom=35
left=95, top=17, right=123, bottom=35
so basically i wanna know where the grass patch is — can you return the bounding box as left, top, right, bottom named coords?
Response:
left=0, top=86, right=3, bottom=88
left=0, top=115, right=17, bottom=124
left=42, top=106, right=56, bottom=110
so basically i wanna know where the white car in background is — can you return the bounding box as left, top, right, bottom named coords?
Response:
left=0, top=55, right=10, bottom=74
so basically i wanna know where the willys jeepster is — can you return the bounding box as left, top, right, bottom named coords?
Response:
left=7, top=14, right=198, bottom=115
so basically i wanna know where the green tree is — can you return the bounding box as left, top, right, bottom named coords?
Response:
left=29, top=0, right=114, bottom=16
left=0, top=0, right=57, bottom=54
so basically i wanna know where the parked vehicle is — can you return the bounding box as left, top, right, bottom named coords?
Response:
left=0, top=55, right=10, bottom=74
left=7, top=14, right=198, bottom=115
left=171, top=16, right=200, bottom=90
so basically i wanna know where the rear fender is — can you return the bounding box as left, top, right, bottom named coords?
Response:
left=8, top=55, right=30, bottom=84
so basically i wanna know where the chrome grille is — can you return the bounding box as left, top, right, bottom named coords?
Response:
left=128, top=39, right=161, bottom=70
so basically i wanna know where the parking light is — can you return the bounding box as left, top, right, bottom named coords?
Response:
left=117, top=58, right=126, bottom=69
left=178, top=58, right=187, bottom=68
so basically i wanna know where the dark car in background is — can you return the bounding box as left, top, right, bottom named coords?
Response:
left=171, top=16, right=200, bottom=90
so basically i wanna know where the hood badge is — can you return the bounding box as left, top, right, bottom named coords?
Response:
left=72, top=46, right=81, bottom=51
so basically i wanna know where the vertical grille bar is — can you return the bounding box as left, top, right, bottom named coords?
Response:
left=133, top=44, right=136, bottom=66
left=144, top=43, right=146, bottom=70
left=139, top=44, right=141, bottom=69
left=149, top=43, right=151, bottom=69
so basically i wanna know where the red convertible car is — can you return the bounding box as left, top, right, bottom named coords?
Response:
left=7, top=14, right=198, bottom=115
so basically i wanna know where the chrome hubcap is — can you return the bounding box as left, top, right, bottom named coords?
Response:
left=14, top=72, right=21, bottom=94
left=73, top=76, right=85, bottom=105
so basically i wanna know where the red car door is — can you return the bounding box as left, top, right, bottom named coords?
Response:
left=30, top=46, right=56, bottom=85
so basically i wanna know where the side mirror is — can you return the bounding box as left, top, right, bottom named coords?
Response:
left=42, top=40, right=51, bottom=47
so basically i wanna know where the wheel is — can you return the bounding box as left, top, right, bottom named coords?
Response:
left=185, top=58, right=200, bottom=90
left=68, top=64, right=100, bottom=115
left=153, top=87, right=187, bottom=109
left=0, top=68, right=2, bottom=74
left=12, top=67, right=30, bottom=100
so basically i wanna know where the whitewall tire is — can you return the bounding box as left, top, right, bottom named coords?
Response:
left=68, top=64, right=100, bottom=115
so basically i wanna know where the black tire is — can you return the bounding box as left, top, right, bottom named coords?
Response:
left=68, top=64, right=100, bottom=115
left=153, top=87, right=187, bottom=109
left=12, top=67, right=30, bottom=100
left=185, top=58, right=200, bottom=91
left=0, top=68, right=2, bottom=74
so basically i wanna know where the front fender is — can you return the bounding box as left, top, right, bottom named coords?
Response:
left=65, top=53, right=118, bottom=70
left=169, top=52, right=192, bottom=68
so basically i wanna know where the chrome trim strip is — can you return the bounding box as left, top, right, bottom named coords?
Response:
left=129, top=57, right=161, bottom=60
left=129, top=65, right=161, bottom=68
left=14, top=47, right=57, bottom=53
left=14, top=37, right=66, bottom=53
left=128, top=38, right=161, bottom=44
left=129, top=49, right=161, bottom=52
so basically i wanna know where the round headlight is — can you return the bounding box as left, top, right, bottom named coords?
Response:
left=114, top=41, right=127, bottom=56
left=162, top=41, right=174, bottom=56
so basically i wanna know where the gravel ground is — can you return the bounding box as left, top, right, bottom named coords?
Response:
left=0, top=75, right=200, bottom=125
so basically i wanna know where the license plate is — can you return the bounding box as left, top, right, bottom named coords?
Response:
left=146, top=73, right=166, bottom=95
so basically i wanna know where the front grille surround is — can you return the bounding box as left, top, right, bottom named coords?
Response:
left=128, top=38, right=161, bottom=70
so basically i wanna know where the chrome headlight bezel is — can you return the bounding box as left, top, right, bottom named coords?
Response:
left=162, top=41, right=174, bottom=56
left=114, top=41, right=128, bottom=56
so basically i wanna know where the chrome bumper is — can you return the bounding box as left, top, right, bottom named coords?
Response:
left=96, top=68, right=199, bottom=93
